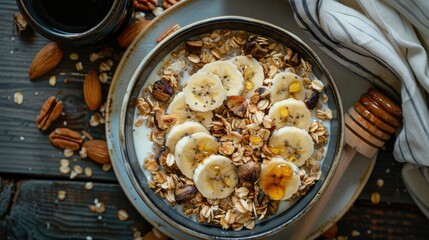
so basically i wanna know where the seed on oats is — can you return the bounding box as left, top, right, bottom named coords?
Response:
left=59, top=165, right=70, bottom=175
left=60, top=159, right=70, bottom=167
left=14, top=91, right=23, bottom=105
left=311, top=79, right=324, bottom=92
left=117, top=209, right=129, bottom=221
left=57, top=190, right=66, bottom=201
left=69, top=53, right=79, bottom=60
left=73, top=165, right=83, bottom=174
left=85, top=167, right=93, bottom=177
left=85, top=182, right=94, bottom=190
left=75, top=62, right=83, bottom=71
left=371, top=192, right=380, bottom=204
left=64, top=149, right=74, bottom=158
left=102, top=163, right=112, bottom=171
left=49, top=75, right=56, bottom=86
left=376, top=178, right=384, bottom=188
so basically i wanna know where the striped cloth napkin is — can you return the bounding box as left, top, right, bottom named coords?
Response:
left=289, top=0, right=429, bottom=166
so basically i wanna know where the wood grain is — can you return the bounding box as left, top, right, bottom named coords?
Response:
left=4, top=180, right=151, bottom=239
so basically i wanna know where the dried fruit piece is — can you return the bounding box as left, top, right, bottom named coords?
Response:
left=83, top=70, right=102, bottom=111
left=225, top=95, right=248, bottom=118
left=185, top=40, right=203, bottom=55
left=243, top=41, right=268, bottom=59
left=29, top=42, right=63, bottom=80
left=305, top=91, right=319, bottom=110
left=49, top=128, right=83, bottom=150
left=117, top=19, right=151, bottom=49
left=152, top=80, right=174, bottom=102
left=175, top=184, right=198, bottom=202
left=237, top=161, right=261, bottom=182
left=284, top=48, right=300, bottom=67
left=36, top=96, right=63, bottom=131
left=83, top=140, right=111, bottom=165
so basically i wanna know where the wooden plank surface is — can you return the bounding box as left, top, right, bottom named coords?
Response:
left=1, top=179, right=151, bottom=240
left=0, top=0, right=118, bottom=181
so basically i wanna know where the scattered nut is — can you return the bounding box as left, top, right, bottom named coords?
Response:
left=244, top=41, right=268, bottom=58
left=29, top=42, right=63, bottom=80
left=14, top=91, right=23, bottom=105
left=49, top=128, right=83, bottom=150
left=83, top=140, right=111, bottom=164
left=36, top=96, right=63, bottom=131
left=83, top=71, right=102, bottom=111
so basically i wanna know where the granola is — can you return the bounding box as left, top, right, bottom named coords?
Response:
left=134, top=29, right=332, bottom=230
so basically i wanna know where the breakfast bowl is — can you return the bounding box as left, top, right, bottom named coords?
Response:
left=107, top=16, right=343, bottom=239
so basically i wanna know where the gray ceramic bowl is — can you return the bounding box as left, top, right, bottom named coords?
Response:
left=119, top=16, right=343, bottom=239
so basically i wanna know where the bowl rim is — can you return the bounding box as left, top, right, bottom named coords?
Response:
left=116, top=16, right=344, bottom=239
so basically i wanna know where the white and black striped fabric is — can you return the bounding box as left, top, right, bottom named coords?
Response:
left=290, top=0, right=429, bottom=166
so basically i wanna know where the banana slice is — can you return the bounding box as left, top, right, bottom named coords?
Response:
left=193, top=154, right=238, bottom=199
left=268, top=98, right=312, bottom=131
left=259, top=157, right=301, bottom=200
left=230, top=56, right=264, bottom=98
left=165, top=121, right=209, bottom=153
left=199, top=60, right=244, bottom=96
left=268, top=126, right=314, bottom=167
left=270, top=72, right=305, bottom=103
left=167, top=92, right=213, bottom=128
left=175, top=132, right=219, bottom=179
left=183, top=71, right=226, bottom=112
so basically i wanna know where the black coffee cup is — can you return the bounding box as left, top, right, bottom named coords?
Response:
left=17, top=0, right=133, bottom=47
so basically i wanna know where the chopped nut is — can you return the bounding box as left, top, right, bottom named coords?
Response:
left=117, top=209, right=129, bottom=221
left=99, top=59, right=113, bottom=72
left=14, top=91, right=23, bottom=105
left=152, top=80, right=174, bottom=102
left=371, top=192, right=380, bottom=204
left=75, top=62, right=83, bottom=71
left=99, top=72, right=109, bottom=83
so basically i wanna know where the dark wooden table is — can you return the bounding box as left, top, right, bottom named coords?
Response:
left=1, top=0, right=428, bottom=239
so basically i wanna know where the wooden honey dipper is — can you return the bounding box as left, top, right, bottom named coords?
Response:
left=290, top=88, right=402, bottom=239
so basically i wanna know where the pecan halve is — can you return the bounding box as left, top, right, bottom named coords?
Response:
left=49, top=128, right=83, bottom=151
left=36, top=96, right=63, bottom=131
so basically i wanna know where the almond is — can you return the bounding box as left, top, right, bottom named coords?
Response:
left=83, top=140, right=111, bottom=165
left=83, top=70, right=102, bottom=111
left=29, top=42, right=63, bottom=80
left=117, top=19, right=151, bottom=49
